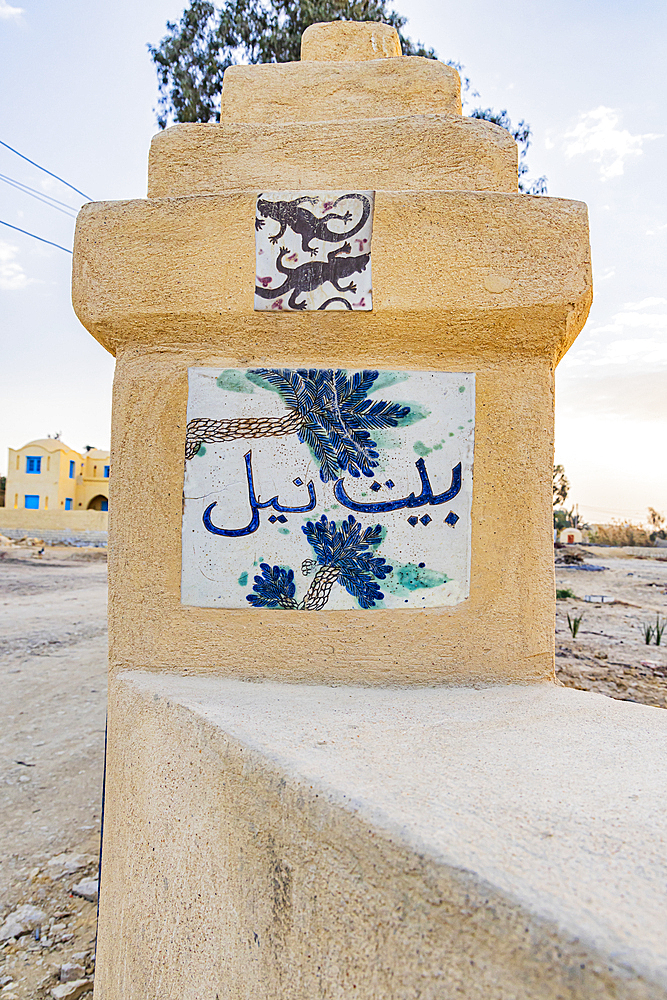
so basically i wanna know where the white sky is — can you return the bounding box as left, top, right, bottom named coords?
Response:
left=0, top=0, right=665, bottom=524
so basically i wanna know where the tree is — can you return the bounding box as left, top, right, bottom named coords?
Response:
left=553, top=507, right=570, bottom=533
left=247, top=513, right=392, bottom=609
left=185, top=367, right=411, bottom=481
left=469, top=108, right=547, bottom=195
left=553, top=464, right=569, bottom=509
left=149, top=0, right=546, bottom=193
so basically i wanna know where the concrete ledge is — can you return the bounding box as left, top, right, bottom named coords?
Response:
left=220, top=57, right=462, bottom=123
left=96, top=673, right=667, bottom=999
left=73, top=191, right=591, bottom=357
left=148, top=116, right=518, bottom=198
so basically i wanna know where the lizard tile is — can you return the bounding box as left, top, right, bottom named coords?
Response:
left=255, top=191, right=373, bottom=311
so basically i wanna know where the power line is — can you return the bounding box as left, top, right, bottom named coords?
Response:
left=0, top=172, right=79, bottom=213
left=0, top=139, right=92, bottom=201
left=0, top=174, right=78, bottom=219
left=0, top=219, right=72, bottom=253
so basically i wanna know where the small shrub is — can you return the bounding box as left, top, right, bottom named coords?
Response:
left=657, top=615, right=666, bottom=646
left=556, top=588, right=576, bottom=599
left=643, top=615, right=666, bottom=646
left=641, top=621, right=655, bottom=645
left=588, top=522, right=652, bottom=547
left=567, top=612, right=584, bottom=638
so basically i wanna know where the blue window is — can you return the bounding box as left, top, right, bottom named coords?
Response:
left=64, top=498, right=73, bottom=510
left=69, top=460, right=75, bottom=479
left=25, top=495, right=39, bottom=509
left=104, top=465, right=110, bottom=478
left=26, top=456, right=41, bottom=474
left=101, top=498, right=109, bottom=511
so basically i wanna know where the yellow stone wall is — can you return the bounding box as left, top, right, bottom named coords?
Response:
left=72, top=20, right=592, bottom=686
left=0, top=506, right=108, bottom=534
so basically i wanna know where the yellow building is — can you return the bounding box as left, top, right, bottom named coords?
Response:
left=6, top=438, right=110, bottom=512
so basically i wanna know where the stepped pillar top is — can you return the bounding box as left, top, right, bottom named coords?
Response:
left=300, top=20, right=402, bottom=61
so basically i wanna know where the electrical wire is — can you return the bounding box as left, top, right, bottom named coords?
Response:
left=0, top=139, right=92, bottom=201
left=0, top=174, right=78, bottom=219
left=0, top=219, right=71, bottom=253
left=0, top=172, right=79, bottom=213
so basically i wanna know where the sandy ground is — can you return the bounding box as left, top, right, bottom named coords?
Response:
left=555, top=546, right=667, bottom=707
left=0, top=541, right=666, bottom=998
left=0, top=546, right=107, bottom=999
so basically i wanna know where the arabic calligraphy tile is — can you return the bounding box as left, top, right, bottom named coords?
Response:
left=182, top=368, right=475, bottom=611
left=254, top=191, right=374, bottom=312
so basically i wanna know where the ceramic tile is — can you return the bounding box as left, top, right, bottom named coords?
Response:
left=255, top=192, right=373, bottom=311
left=182, top=368, right=475, bottom=610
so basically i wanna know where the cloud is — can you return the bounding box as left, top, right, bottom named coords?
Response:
left=564, top=107, right=662, bottom=180
left=561, top=297, right=667, bottom=370
left=556, top=369, right=667, bottom=422
left=0, top=241, right=30, bottom=290
left=0, top=0, right=24, bottom=20
left=622, top=297, right=667, bottom=311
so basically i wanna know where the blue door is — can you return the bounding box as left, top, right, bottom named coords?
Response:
left=101, top=498, right=109, bottom=511
left=64, top=498, right=73, bottom=510
left=25, top=495, right=39, bottom=509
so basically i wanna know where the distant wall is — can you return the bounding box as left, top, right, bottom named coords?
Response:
left=0, top=508, right=108, bottom=543
left=586, top=544, right=667, bottom=559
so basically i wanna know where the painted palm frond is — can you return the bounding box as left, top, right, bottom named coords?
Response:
left=302, top=514, right=392, bottom=609
left=250, top=368, right=410, bottom=482
left=246, top=563, right=297, bottom=608
left=245, top=515, right=392, bottom=610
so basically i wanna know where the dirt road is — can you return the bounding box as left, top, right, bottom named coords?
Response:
left=0, top=548, right=107, bottom=999
left=1, top=542, right=666, bottom=998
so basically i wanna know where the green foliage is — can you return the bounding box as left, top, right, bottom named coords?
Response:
left=553, top=464, right=569, bottom=510
left=642, top=614, right=666, bottom=646
left=553, top=508, right=570, bottom=532
left=642, top=620, right=655, bottom=645
left=554, top=504, right=589, bottom=533
left=566, top=611, right=583, bottom=639
left=148, top=0, right=546, bottom=190
left=148, top=0, right=434, bottom=129
left=556, top=587, right=575, bottom=600
left=469, top=108, right=546, bottom=195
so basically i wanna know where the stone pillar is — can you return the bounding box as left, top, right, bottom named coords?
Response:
left=72, top=21, right=596, bottom=1000
left=73, top=22, right=591, bottom=688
